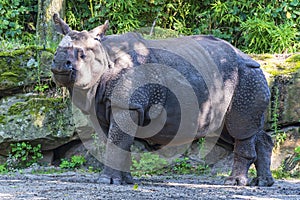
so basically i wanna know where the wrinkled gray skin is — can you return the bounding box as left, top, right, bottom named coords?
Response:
left=51, top=14, right=274, bottom=186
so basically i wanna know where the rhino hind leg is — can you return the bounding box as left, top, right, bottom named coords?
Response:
left=224, top=135, right=257, bottom=186
left=250, top=130, right=274, bottom=186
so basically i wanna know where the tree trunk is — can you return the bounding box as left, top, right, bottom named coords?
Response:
left=36, top=0, right=66, bottom=48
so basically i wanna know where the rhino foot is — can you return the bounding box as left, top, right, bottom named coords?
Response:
left=224, top=175, right=248, bottom=186
left=98, top=172, right=134, bottom=185
left=250, top=176, right=274, bottom=187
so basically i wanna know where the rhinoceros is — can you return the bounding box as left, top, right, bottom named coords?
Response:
left=51, top=13, right=274, bottom=186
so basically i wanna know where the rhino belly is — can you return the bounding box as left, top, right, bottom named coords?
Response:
left=137, top=82, right=214, bottom=146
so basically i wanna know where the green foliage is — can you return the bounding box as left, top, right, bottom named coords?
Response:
left=248, top=168, right=257, bottom=178
left=0, top=164, right=8, bottom=174
left=133, top=183, right=139, bottom=190
left=172, top=157, right=193, bottom=174
left=34, top=84, right=49, bottom=93
left=1, top=0, right=299, bottom=53
left=131, top=152, right=168, bottom=177
left=241, top=19, right=298, bottom=53
left=0, top=39, right=28, bottom=51
left=171, top=157, right=209, bottom=175
left=0, top=0, right=37, bottom=40
left=271, top=148, right=300, bottom=179
left=63, top=0, right=300, bottom=53
left=131, top=153, right=209, bottom=177
left=59, top=155, right=86, bottom=169
left=271, top=87, right=287, bottom=148
left=6, top=142, right=43, bottom=169
left=294, top=146, right=300, bottom=162
left=272, top=165, right=292, bottom=179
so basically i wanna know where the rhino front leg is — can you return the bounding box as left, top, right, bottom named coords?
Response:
left=98, top=110, right=136, bottom=185
left=250, top=131, right=274, bottom=186
left=225, top=135, right=257, bottom=186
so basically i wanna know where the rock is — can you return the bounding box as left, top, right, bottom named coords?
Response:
left=0, top=93, right=78, bottom=156
left=271, top=127, right=300, bottom=171
left=40, top=151, right=54, bottom=165
left=0, top=47, right=53, bottom=98
left=255, top=54, right=300, bottom=128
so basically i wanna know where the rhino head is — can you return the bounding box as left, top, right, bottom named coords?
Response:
left=51, top=13, right=110, bottom=89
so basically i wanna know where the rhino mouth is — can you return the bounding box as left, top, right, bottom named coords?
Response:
left=52, top=70, right=76, bottom=86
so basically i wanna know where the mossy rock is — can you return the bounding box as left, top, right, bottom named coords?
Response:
left=0, top=93, right=78, bottom=155
left=0, top=46, right=54, bottom=93
left=252, top=53, right=300, bottom=77
left=258, top=54, right=300, bottom=129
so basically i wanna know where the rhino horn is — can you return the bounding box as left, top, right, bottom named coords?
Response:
left=53, top=13, right=71, bottom=35
left=89, top=20, right=109, bottom=40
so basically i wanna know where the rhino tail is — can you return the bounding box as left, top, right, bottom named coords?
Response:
left=235, top=48, right=260, bottom=68
left=244, top=59, right=260, bottom=68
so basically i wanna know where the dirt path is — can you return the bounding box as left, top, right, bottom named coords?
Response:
left=0, top=172, right=299, bottom=200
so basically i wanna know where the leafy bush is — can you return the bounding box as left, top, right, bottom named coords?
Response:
left=1, top=0, right=300, bottom=53
left=171, top=157, right=209, bottom=175
left=295, top=146, right=300, bottom=162
left=64, top=0, right=299, bottom=53
left=60, top=155, right=86, bottom=169
left=241, top=18, right=298, bottom=53
left=131, top=152, right=168, bottom=176
left=0, top=164, right=8, bottom=174
left=6, top=142, right=43, bottom=169
left=0, top=0, right=37, bottom=40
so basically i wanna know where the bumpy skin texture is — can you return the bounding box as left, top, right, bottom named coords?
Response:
left=51, top=14, right=274, bottom=186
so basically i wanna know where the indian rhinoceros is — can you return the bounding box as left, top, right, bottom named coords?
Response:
left=51, top=13, right=274, bottom=186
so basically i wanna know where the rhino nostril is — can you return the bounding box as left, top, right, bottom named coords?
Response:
left=65, top=60, right=73, bottom=69
left=66, top=60, right=71, bottom=66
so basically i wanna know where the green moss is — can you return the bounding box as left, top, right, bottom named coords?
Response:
left=0, top=46, right=54, bottom=90
left=0, top=95, right=74, bottom=140
left=0, top=46, right=54, bottom=56
left=252, top=53, right=300, bottom=76
left=1, top=72, right=18, bottom=77
left=286, top=54, right=300, bottom=63
left=8, top=97, right=66, bottom=116
left=251, top=54, right=273, bottom=60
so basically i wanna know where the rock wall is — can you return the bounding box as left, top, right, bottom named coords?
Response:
left=0, top=48, right=299, bottom=172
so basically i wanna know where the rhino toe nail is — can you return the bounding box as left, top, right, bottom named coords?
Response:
left=112, top=178, right=122, bottom=185
left=98, top=176, right=112, bottom=184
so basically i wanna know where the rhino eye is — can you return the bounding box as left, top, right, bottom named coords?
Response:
left=80, top=54, right=86, bottom=59
left=76, top=48, right=86, bottom=60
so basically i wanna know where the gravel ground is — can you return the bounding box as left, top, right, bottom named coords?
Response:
left=0, top=172, right=299, bottom=200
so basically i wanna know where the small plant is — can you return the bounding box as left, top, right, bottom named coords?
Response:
left=198, top=138, right=206, bottom=158
left=171, top=157, right=209, bottom=175
left=248, top=168, right=257, bottom=178
left=271, top=151, right=300, bottom=179
left=172, top=157, right=192, bottom=174
left=294, top=146, right=300, bottom=162
left=7, top=142, right=43, bottom=169
left=131, top=152, right=168, bottom=177
left=271, top=87, right=287, bottom=148
left=34, top=83, right=49, bottom=93
left=0, top=164, right=8, bottom=174
left=59, top=155, right=86, bottom=169
left=272, top=165, right=291, bottom=179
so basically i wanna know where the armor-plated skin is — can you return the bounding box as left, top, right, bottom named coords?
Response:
left=51, top=14, right=274, bottom=186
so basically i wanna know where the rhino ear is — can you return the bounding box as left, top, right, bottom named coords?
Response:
left=89, top=20, right=109, bottom=40
left=53, top=13, right=71, bottom=35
